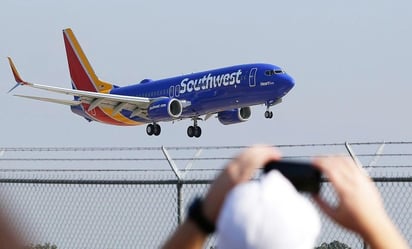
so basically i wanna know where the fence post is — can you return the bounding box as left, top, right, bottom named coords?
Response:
left=161, top=146, right=183, bottom=225
left=344, top=142, right=368, bottom=249
left=344, top=142, right=363, bottom=168
left=177, top=181, right=183, bottom=225
left=367, top=142, right=385, bottom=175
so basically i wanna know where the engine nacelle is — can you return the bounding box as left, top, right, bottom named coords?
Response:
left=148, top=98, right=183, bottom=120
left=218, top=107, right=251, bottom=125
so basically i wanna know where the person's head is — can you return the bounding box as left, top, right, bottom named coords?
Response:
left=217, top=171, right=321, bottom=249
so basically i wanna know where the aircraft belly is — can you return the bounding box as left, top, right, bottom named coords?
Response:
left=181, top=93, right=263, bottom=118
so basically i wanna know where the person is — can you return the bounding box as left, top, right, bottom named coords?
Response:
left=161, top=145, right=409, bottom=249
left=313, top=155, right=409, bottom=249
left=0, top=208, right=24, bottom=249
left=216, top=166, right=321, bottom=249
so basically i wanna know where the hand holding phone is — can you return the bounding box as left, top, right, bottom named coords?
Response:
left=263, top=160, right=321, bottom=193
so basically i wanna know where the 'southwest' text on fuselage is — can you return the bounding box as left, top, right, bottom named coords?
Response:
left=179, top=69, right=242, bottom=94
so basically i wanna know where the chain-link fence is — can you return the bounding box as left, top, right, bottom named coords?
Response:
left=0, top=142, right=411, bottom=248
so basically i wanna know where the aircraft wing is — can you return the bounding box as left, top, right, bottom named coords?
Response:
left=14, top=94, right=81, bottom=106
left=7, top=57, right=151, bottom=117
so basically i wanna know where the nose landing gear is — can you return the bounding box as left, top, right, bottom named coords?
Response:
left=264, top=99, right=279, bottom=119
left=264, top=110, right=273, bottom=119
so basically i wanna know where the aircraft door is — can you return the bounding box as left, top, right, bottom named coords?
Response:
left=175, top=85, right=180, bottom=97
left=169, top=86, right=174, bottom=98
left=249, top=68, right=257, bottom=87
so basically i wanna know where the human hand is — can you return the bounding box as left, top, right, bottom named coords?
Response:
left=312, top=156, right=389, bottom=237
left=202, top=145, right=281, bottom=224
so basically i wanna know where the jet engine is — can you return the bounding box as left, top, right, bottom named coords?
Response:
left=147, top=98, right=183, bottom=120
left=217, top=107, right=251, bottom=125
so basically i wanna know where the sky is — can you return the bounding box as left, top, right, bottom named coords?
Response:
left=0, top=2, right=411, bottom=247
left=1, top=0, right=412, bottom=148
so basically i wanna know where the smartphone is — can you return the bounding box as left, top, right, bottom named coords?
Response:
left=263, top=160, right=321, bottom=193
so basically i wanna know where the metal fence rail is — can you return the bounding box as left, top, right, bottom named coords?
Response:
left=0, top=177, right=410, bottom=249
left=0, top=142, right=411, bottom=248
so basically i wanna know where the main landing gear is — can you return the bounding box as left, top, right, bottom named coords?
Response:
left=146, top=118, right=203, bottom=138
left=187, top=117, right=202, bottom=138
left=146, top=123, right=161, bottom=136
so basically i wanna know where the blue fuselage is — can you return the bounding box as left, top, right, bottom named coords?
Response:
left=108, top=63, right=294, bottom=123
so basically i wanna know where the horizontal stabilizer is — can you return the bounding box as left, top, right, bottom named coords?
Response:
left=14, top=94, right=81, bottom=106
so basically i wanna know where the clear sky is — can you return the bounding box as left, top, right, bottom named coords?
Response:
left=1, top=0, right=411, bottom=148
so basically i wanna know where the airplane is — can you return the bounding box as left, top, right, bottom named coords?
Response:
left=7, top=28, right=295, bottom=138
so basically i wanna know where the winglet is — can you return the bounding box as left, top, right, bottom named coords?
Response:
left=7, top=57, right=30, bottom=93
left=8, top=57, right=24, bottom=83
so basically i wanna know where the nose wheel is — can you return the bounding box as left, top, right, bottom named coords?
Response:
left=187, top=117, right=202, bottom=138
left=264, top=100, right=274, bottom=119
left=146, top=123, right=161, bottom=136
left=264, top=110, right=273, bottom=119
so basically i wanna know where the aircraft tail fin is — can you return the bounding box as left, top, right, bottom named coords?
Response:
left=62, top=28, right=114, bottom=93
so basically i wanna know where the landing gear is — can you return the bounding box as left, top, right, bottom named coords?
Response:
left=187, top=125, right=202, bottom=138
left=264, top=101, right=274, bottom=119
left=187, top=117, right=202, bottom=138
left=146, top=123, right=161, bottom=136
left=264, top=110, right=273, bottom=119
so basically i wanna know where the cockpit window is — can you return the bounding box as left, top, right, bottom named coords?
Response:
left=265, top=69, right=285, bottom=76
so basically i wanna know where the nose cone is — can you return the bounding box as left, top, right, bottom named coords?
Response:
left=280, top=73, right=295, bottom=95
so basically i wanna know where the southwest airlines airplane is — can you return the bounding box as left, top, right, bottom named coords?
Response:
left=8, top=28, right=294, bottom=138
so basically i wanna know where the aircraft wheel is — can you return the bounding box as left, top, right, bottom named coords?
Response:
left=187, top=126, right=195, bottom=137
left=153, top=124, right=161, bottom=136
left=194, top=126, right=202, bottom=138
left=146, top=124, right=154, bottom=136
left=265, top=111, right=273, bottom=119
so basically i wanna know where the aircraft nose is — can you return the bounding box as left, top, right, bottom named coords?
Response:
left=280, top=73, right=295, bottom=94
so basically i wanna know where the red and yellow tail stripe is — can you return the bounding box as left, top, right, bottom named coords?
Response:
left=63, top=28, right=143, bottom=126
left=63, top=28, right=113, bottom=92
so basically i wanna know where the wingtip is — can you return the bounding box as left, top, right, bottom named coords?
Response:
left=7, top=57, right=24, bottom=84
left=7, top=83, right=20, bottom=94
left=7, top=57, right=31, bottom=93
